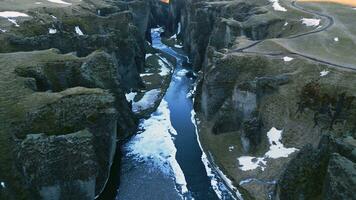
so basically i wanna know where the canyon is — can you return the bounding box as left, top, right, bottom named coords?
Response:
left=0, top=0, right=355, bottom=200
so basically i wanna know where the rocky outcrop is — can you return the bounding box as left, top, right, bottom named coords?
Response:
left=0, top=0, right=166, bottom=199
left=190, top=33, right=356, bottom=199
left=0, top=48, right=125, bottom=199
left=0, top=2, right=147, bottom=90
left=178, top=0, right=356, bottom=199
left=179, top=0, right=312, bottom=70
left=276, top=135, right=356, bottom=200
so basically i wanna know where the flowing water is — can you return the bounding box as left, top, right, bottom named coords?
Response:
left=115, top=28, right=237, bottom=200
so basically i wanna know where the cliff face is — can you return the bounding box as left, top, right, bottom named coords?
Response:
left=178, top=0, right=356, bottom=199
left=179, top=0, right=312, bottom=71
left=0, top=0, right=163, bottom=199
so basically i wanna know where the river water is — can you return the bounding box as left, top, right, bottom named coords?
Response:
left=116, top=28, right=237, bottom=200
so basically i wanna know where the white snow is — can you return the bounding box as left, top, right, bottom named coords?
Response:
left=51, top=15, right=57, bottom=19
left=0, top=11, right=29, bottom=27
left=0, top=182, right=5, bottom=188
left=283, top=56, right=294, bottom=62
left=239, top=178, right=254, bottom=185
left=264, top=127, right=299, bottom=159
left=177, top=22, right=181, bottom=35
left=158, top=58, right=171, bottom=76
left=229, top=146, right=235, bottom=152
left=301, top=18, right=321, bottom=27
left=269, top=0, right=287, bottom=12
left=49, top=28, right=57, bottom=34
left=47, top=0, right=72, bottom=5
left=75, top=26, right=84, bottom=35
left=145, top=53, right=153, bottom=59
left=125, top=92, right=137, bottom=102
left=334, top=37, right=339, bottom=42
left=158, top=56, right=173, bottom=68
left=174, top=68, right=189, bottom=81
left=215, top=166, right=244, bottom=199
left=284, top=22, right=289, bottom=26
left=132, top=89, right=161, bottom=113
left=176, top=69, right=189, bottom=77
left=140, top=73, right=154, bottom=77
left=126, top=99, right=188, bottom=194
left=174, top=44, right=183, bottom=48
left=7, top=18, right=20, bottom=27
left=0, top=28, right=6, bottom=33
left=320, top=70, right=330, bottom=77
left=170, top=34, right=177, bottom=39
left=35, top=2, right=43, bottom=4
left=0, top=11, right=29, bottom=18
left=238, top=127, right=298, bottom=171
left=238, top=156, right=267, bottom=171
left=191, top=109, right=242, bottom=200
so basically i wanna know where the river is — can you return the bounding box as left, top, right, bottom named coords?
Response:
left=115, top=28, right=237, bottom=200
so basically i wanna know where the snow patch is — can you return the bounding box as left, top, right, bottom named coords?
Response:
left=283, top=56, right=294, bottom=62
left=177, top=22, right=181, bottom=35
left=35, top=2, right=42, bottom=4
left=265, top=127, right=299, bottom=159
left=334, top=37, right=339, bottom=42
left=7, top=18, right=20, bottom=27
left=0, top=11, right=29, bottom=27
left=47, top=0, right=72, bottom=5
left=301, top=18, right=320, bottom=27
left=0, top=182, right=5, bottom=188
left=320, top=70, right=330, bottom=77
left=176, top=69, right=189, bottom=77
left=0, top=28, right=7, bottom=33
left=174, top=68, right=189, bottom=81
left=284, top=22, right=289, bottom=26
left=0, top=11, right=29, bottom=18
left=158, top=59, right=171, bottom=76
left=75, top=26, right=84, bottom=35
left=132, top=89, right=161, bottom=113
left=191, top=109, right=242, bottom=200
left=125, top=92, right=137, bottom=102
left=238, top=156, right=267, bottom=171
left=269, top=0, right=287, bottom=12
left=126, top=99, right=188, bottom=194
left=170, top=34, right=177, bottom=39
left=145, top=53, right=153, bottom=59
left=229, top=146, right=235, bottom=152
left=140, top=73, right=154, bottom=77
left=49, top=28, right=57, bottom=34
left=174, top=44, right=183, bottom=48
left=238, top=127, right=298, bottom=171
left=156, top=55, right=173, bottom=77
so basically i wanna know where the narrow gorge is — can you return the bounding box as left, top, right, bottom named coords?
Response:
left=0, top=0, right=355, bottom=200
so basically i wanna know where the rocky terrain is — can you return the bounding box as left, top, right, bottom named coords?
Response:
left=0, top=0, right=176, bottom=199
left=0, top=0, right=355, bottom=199
left=176, top=0, right=356, bottom=199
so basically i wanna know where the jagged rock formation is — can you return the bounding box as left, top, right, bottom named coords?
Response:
left=276, top=135, right=356, bottom=200
left=178, top=0, right=312, bottom=70
left=0, top=0, right=172, bottom=199
left=175, top=0, right=356, bottom=199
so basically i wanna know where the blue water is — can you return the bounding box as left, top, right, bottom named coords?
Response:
left=115, top=28, right=236, bottom=200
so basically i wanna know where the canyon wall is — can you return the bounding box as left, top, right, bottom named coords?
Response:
left=0, top=0, right=175, bottom=199
left=177, top=0, right=356, bottom=199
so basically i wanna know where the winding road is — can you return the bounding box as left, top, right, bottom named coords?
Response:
left=232, top=0, right=356, bottom=71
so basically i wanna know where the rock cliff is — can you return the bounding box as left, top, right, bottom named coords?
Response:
left=177, top=0, right=356, bottom=199
left=0, top=0, right=167, bottom=199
